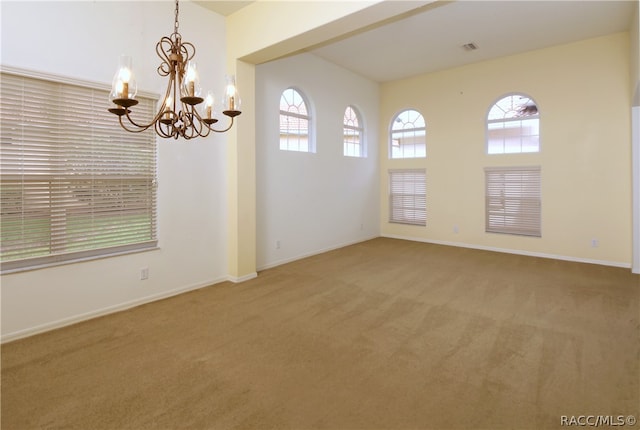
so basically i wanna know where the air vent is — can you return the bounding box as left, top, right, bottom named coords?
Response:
left=462, top=42, right=479, bottom=51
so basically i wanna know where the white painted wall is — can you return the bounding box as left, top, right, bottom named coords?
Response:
left=1, top=1, right=229, bottom=341
left=632, top=2, right=640, bottom=273
left=632, top=1, right=640, bottom=106
left=633, top=106, right=640, bottom=273
left=255, top=53, right=379, bottom=269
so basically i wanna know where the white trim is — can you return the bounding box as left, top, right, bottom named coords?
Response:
left=226, top=272, right=258, bottom=283
left=382, top=234, right=632, bottom=269
left=1, top=246, right=160, bottom=275
left=0, top=64, right=158, bottom=99
left=633, top=106, right=640, bottom=274
left=0, top=277, right=228, bottom=344
left=257, top=235, right=379, bottom=271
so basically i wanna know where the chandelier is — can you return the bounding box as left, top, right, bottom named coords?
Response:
left=108, top=0, right=241, bottom=139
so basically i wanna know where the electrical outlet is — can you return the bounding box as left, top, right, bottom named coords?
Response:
left=140, top=267, right=149, bottom=280
left=275, top=240, right=281, bottom=250
left=453, top=225, right=459, bottom=234
left=591, top=239, right=599, bottom=248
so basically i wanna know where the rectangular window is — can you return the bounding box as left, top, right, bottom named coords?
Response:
left=487, top=119, right=540, bottom=154
left=343, top=129, right=362, bottom=157
left=389, top=169, right=426, bottom=226
left=1, top=70, right=157, bottom=273
left=390, top=129, right=426, bottom=159
left=279, top=113, right=310, bottom=152
left=485, top=166, right=541, bottom=237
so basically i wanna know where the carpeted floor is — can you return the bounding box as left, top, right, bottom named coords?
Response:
left=2, top=238, right=639, bottom=429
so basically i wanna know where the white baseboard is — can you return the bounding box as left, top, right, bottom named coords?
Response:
left=227, top=272, right=258, bottom=283
left=4, top=235, right=631, bottom=344
left=1, top=277, right=228, bottom=344
left=257, top=235, right=379, bottom=271
left=382, top=234, right=632, bottom=269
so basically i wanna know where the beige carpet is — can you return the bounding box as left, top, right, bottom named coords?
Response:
left=2, top=238, right=639, bottom=429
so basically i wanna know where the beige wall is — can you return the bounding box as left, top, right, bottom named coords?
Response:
left=380, top=33, right=632, bottom=266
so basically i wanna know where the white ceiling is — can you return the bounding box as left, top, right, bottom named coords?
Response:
left=197, top=0, right=636, bottom=83
left=194, top=0, right=254, bottom=17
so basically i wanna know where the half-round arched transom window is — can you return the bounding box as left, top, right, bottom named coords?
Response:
left=487, top=94, right=539, bottom=154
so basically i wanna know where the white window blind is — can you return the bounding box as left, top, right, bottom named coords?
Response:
left=1, top=70, right=157, bottom=272
left=389, top=169, right=426, bottom=226
left=485, top=166, right=541, bottom=237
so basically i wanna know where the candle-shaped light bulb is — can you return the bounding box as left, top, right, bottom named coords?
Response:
left=181, top=61, right=201, bottom=98
left=115, top=80, right=124, bottom=98
left=164, top=96, right=172, bottom=119
left=110, top=55, right=137, bottom=102
left=119, top=67, right=131, bottom=98
left=203, top=91, right=215, bottom=119
left=224, top=75, right=240, bottom=111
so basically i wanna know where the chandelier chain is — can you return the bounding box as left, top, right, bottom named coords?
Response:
left=174, top=0, right=180, bottom=33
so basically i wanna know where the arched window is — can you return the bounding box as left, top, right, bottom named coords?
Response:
left=390, top=109, right=426, bottom=159
left=280, top=88, right=313, bottom=152
left=343, top=105, right=364, bottom=157
left=487, top=94, right=539, bottom=154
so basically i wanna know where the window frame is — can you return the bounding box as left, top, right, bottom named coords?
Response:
left=389, top=109, right=426, bottom=159
left=279, top=87, right=314, bottom=153
left=388, top=169, right=427, bottom=226
left=0, top=66, right=158, bottom=273
left=486, top=93, right=540, bottom=155
left=343, top=105, right=365, bottom=158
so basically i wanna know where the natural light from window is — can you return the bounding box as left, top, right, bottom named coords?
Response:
left=487, top=94, right=539, bottom=154
left=390, top=109, right=426, bottom=159
left=343, top=105, right=364, bottom=157
left=280, top=88, right=312, bottom=152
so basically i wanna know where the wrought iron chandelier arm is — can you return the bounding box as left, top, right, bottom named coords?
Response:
left=151, top=75, right=179, bottom=124
left=155, top=119, right=176, bottom=139
left=206, top=115, right=237, bottom=134
left=121, top=93, right=170, bottom=131
left=188, top=101, right=241, bottom=134
left=118, top=114, right=155, bottom=133
left=186, top=105, right=211, bottom=138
